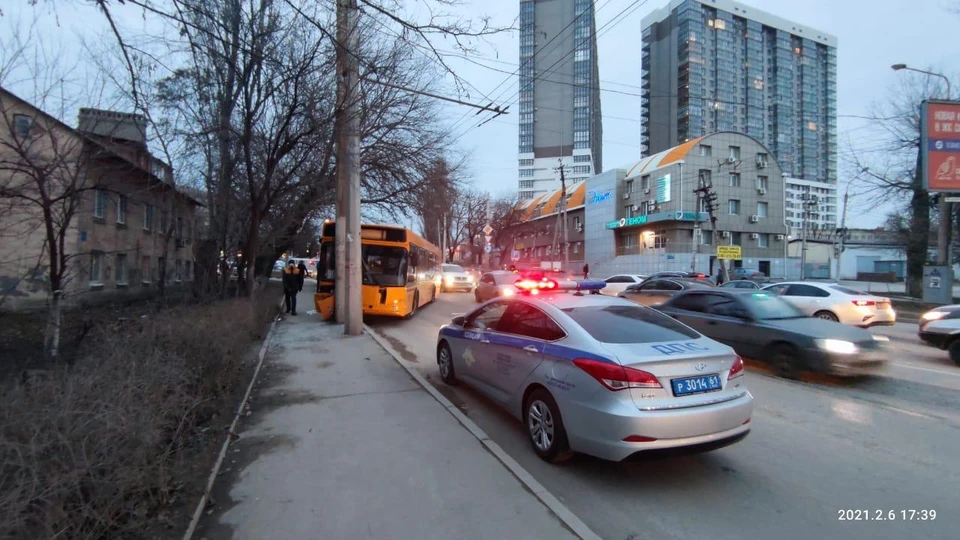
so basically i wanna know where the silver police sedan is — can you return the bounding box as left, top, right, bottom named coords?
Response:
left=436, top=279, right=753, bottom=463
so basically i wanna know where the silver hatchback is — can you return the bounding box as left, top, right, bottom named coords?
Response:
left=436, top=285, right=753, bottom=463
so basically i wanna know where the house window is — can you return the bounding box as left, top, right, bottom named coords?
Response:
left=757, top=201, right=768, bottom=218
left=758, top=176, right=768, bottom=191
left=701, top=229, right=713, bottom=245
left=158, top=257, right=166, bottom=282
left=94, top=190, right=108, bottom=220
left=625, top=205, right=633, bottom=218
left=115, top=254, right=129, bottom=285
left=176, top=216, right=184, bottom=242
left=144, top=204, right=155, bottom=232
left=699, top=144, right=712, bottom=157
left=13, top=114, right=32, bottom=138
left=729, top=146, right=741, bottom=160
left=161, top=211, right=169, bottom=233
left=641, top=175, right=650, bottom=190
left=175, top=260, right=183, bottom=282
left=731, top=232, right=742, bottom=245
left=141, top=255, right=152, bottom=284
left=116, top=195, right=127, bottom=224
left=728, top=199, right=741, bottom=215
left=185, top=261, right=192, bottom=281
left=519, top=169, right=534, bottom=177
left=626, top=179, right=634, bottom=193
left=758, top=233, right=769, bottom=247
left=90, top=252, right=104, bottom=284
left=729, top=173, right=740, bottom=187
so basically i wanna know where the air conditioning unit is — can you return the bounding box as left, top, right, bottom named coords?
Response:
left=757, top=159, right=767, bottom=168
left=750, top=233, right=760, bottom=240
left=727, top=157, right=737, bottom=164
left=576, top=224, right=583, bottom=232
left=776, top=234, right=785, bottom=240
left=721, top=231, right=731, bottom=238
left=632, top=204, right=641, bottom=212
left=643, top=187, right=651, bottom=194
left=757, top=187, right=767, bottom=195
left=648, top=199, right=657, bottom=205
left=749, top=215, right=760, bottom=223
left=622, top=193, right=630, bottom=199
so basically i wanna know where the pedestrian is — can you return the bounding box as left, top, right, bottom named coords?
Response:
left=297, top=260, right=308, bottom=292
left=716, top=266, right=724, bottom=286
left=283, top=260, right=301, bottom=316
left=582, top=262, right=589, bottom=279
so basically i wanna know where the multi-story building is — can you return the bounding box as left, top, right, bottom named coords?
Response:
left=508, top=182, right=587, bottom=267
left=640, top=0, right=837, bottom=229
left=784, top=176, right=838, bottom=237
left=518, top=0, right=603, bottom=199
left=0, top=87, right=201, bottom=311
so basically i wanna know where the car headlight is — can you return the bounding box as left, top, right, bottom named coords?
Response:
left=921, top=310, right=947, bottom=321
left=445, top=276, right=454, bottom=284
left=502, top=288, right=514, bottom=297
left=467, top=275, right=474, bottom=283
left=815, top=339, right=859, bottom=355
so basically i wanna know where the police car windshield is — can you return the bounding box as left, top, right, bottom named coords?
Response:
left=562, top=305, right=700, bottom=344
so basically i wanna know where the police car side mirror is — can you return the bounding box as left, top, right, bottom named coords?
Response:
left=452, top=316, right=466, bottom=326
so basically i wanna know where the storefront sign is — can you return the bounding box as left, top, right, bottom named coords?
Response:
left=605, top=211, right=708, bottom=230
left=656, top=174, right=671, bottom=203
left=588, top=190, right=612, bottom=204
left=717, top=246, right=742, bottom=260
left=921, top=100, right=960, bottom=192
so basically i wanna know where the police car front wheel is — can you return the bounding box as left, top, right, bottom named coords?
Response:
left=437, top=342, right=458, bottom=385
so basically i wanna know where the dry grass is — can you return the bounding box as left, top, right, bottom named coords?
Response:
left=0, top=286, right=279, bottom=540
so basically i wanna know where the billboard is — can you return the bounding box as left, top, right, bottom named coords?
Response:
left=921, top=100, right=960, bottom=192
left=717, top=246, right=742, bottom=260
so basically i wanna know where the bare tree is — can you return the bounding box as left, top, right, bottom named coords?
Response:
left=487, top=193, right=524, bottom=267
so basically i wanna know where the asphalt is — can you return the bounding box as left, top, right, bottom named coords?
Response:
left=368, top=292, right=960, bottom=540
left=195, top=288, right=580, bottom=540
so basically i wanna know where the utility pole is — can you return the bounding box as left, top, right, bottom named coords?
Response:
left=336, top=0, right=362, bottom=335
left=690, top=175, right=703, bottom=272
left=696, top=172, right=723, bottom=281
left=549, top=161, right=567, bottom=272
left=560, top=163, right=569, bottom=272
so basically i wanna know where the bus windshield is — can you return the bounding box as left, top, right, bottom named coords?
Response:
left=361, top=245, right=408, bottom=286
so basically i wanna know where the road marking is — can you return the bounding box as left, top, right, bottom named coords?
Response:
left=888, top=361, right=960, bottom=377
left=880, top=405, right=930, bottom=419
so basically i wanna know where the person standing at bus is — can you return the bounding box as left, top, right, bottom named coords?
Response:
left=582, top=263, right=590, bottom=279
left=297, top=260, right=308, bottom=291
left=283, top=260, right=301, bottom=315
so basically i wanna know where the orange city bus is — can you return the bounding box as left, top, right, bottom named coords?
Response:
left=317, top=221, right=441, bottom=318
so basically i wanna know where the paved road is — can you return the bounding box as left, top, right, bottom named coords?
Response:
left=367, top=293, right=959, bottom=540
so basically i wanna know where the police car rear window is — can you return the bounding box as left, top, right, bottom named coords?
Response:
left=561, top=305, right=700, bottom=344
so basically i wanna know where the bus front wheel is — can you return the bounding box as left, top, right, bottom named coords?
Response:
left=406, top=292, right=420, bottom=319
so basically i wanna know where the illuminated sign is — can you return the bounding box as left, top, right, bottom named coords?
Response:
left=656, top=174, right=671, bottom=203
left=605, top=211, right=708, bottom=229
left=922, top=100, right=960, bottom=192
left=588, top=190, right=612, bottom=204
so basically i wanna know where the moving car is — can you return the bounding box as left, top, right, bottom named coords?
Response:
left=720, top=280, right=761, bottom=290
left=600, top=274, right=648, bottom=296
left=474, top=271, right=523, bottom=302
left=436, top=279, right=753, bottom=463
left=658, top=290, right=889, bottom=377
left=619, top=277, right=715, bottom=306
left=918, top=305, right=960, bottom=365
left=439, top=264, right=474, bottom=292
left=761, top=282, right=896, bottom=327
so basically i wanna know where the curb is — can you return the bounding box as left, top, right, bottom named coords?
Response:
left=364, top=325, right=602, bottom=540
left=183, top=298, right=284, bottom=540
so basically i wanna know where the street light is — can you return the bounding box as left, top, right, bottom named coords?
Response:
left=891, top=63, right=953, bottom=265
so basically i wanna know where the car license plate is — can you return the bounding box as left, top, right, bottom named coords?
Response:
left=877, top=302, right=890, bottom=309
left=671, top=374, right=722, bottom=397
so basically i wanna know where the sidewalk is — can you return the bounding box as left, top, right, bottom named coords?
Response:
left=200, top=289, right=579, bottom=540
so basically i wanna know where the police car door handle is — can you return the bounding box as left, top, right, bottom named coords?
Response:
left=523, top=345, right=539, bottom=353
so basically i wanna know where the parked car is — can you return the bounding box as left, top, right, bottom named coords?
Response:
left=474, top=270, right=522, bottom=302
left=732, top=268, right=765, bottom=280
left=600, top=274, right=648, bottom=296
left=436, top=280, right=752, bottom=463
left=761, top=282, right=896, bottom=327
left=917, top=305, right=960, bottom=364
left=720, top=280, right=761, bottom=290
left=645, top=271, right=711, bottom=281
left=658, top=289, right=889, bottom=377
left=440, top=264, right=474, bottom=291
left=619, top=277, right=715, bottom=306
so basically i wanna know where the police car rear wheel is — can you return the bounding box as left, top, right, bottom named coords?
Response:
left=525, top=389, right=572, bottom=463
left=437, top=342, right=458, bottom=385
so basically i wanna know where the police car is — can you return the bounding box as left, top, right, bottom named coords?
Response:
left=436, top=278, right=753, bottom=463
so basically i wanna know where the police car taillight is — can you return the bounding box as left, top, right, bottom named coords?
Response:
left=728, top=355, right=745, bottom=380
left=573, top=358, right=662, bottom=390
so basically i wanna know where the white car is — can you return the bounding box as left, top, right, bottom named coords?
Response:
left=600, top=274, right=648, bottom=296
left=761, top=282, right=896, bottom=327
left=440, top=264, right=474, bottom=292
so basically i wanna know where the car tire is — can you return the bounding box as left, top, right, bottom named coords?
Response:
left=949, top=340, right=960, bottom=366
left=814, top=310, right=839, bottom=322
left=770, top=343, right=802, bottom=379
left=524, top=389, right=573, bottom=463
left=437, top=341, right=458, bottom=385
left=406, top=292, right=419, bottom=319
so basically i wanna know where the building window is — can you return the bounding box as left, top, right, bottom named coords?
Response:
left=13, top=114, right=32, bottom=138
left=161, top=211, right=169, bottom=233
left=625, top=205, right=633, bottom=218
left=758, top=176, right=768, bottom=191
left=626, top=179, right=634, bottom=194
left=641, top=175, right=650, bottom=191
left=729, top=146, right=741, bottom=160
left=574, top=155, right=591, bottom=163
left=520, top=169, right=534, bottom=177
left=701, top=229, right=713, bottom=245
left=698, top=169, right=711, bottom=186
left=141, top=255, right=152, bottom=284
left=116, top=195, right=127, bottom=224
left=90, top=252, right=104, bottom=284
left=175, top=260, right=183, bottom=282
left=94, top=190, right=108, bottom=220
left=115, top=254, right=128, bottom=285
left=184, top=261, right=192, bottom=281
left=699, top=144, right=712, bottom=157
left=519, top=180, right=534, bottom=189
left=143, top=204, right=154, bottom=232
left=654, top=231, right=667, bottom=249
left=807, top=121, right=817, bottom=131
left=757, top=201, right=768, bottom=218
left=731, top=232, right=742, bottom=246
left=758, top=233, right=769, bottom=248
left=729, top=173, right=740, bottom=187
left=519, top=159, right=534, bottom=166
left=728, top=199, right=741, bottom=215
left=158, top=257, right=166, bottom=282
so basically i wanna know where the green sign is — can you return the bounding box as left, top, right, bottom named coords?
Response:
left=606, top=211, right=708, bottom=230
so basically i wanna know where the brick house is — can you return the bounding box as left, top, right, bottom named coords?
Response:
left=0, top=87, right=201, bottom=311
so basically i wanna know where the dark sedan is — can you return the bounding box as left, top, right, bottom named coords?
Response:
left=618, top=277, right=715, bottom=306
left=656, top=289, right=889, bottom=378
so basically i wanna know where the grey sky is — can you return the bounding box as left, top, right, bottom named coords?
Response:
left=6, top=0, right=960, bottom=229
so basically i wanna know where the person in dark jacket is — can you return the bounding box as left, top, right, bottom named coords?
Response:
left=716, top=266, right=724, bottom=286
left=582, top=263, right=589, bottom=279
left=297, top=261, right=308, bottom=291
left=283, top=260, right=301, bottom=315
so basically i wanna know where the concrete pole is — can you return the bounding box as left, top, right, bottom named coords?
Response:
left=336, top=0, right=362, bottom=335
left=560, top=166, right=569, bottom=272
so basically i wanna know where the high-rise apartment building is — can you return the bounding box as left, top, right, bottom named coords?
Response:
left=640, top=0, right=838, bottom=227
left=518, top=0, right=603, bottom=199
